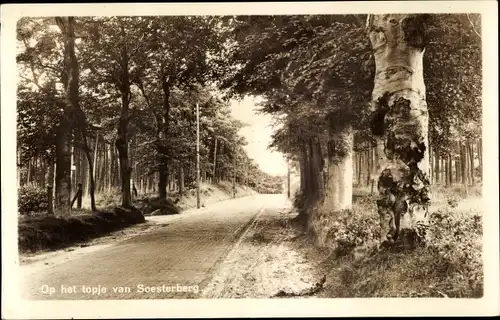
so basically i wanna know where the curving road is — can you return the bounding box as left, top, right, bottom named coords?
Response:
left=20, top=194, right=286, bottom=300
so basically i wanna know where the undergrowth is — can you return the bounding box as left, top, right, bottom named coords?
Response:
left=309, top=189, right=483, bottom=298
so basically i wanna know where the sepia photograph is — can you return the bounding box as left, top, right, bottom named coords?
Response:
left=1, top=1, right=499, bottom=318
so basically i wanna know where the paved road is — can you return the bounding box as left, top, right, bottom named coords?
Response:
left=21, top=194, right=284, bottom=300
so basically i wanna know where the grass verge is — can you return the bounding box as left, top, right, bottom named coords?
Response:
left=18, top=207, right=145, bottom=253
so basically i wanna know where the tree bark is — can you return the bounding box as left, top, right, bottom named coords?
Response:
left=435, top=152, right=440, bottom=184
left=467, top=141, right=474, bottom=185
left=366, top=147, right=372, bottom=186
left=54, top=17, right=80, bottom=218
left=17, top=151, right=21, bottom=188
left=441, top=157, right=445, bottom=185
left=83, top=140, right=97, bottom=211
left=477, top=138, right=482, bottom=181
left=26, top=158, right=32, bottom=185
left=178, top=166, right=184, bottom=197
left=461, top=143, right=469, bottom=195
left=447, top=154, right=452, bottom=186
left=93, top=134, right=99, bottom=192
left=114, top=45, right=133, bottom=208
left=40, top=157, right=47, bottom=187
left=100, top=142, right=107, bottom=193
left=158, top=164, right=168, bottom=202
left=321, top=126, right=353, bottom=212
left=157, top=75, right=173, bottom=203
left=308, top=138, right=325, bottom=206
left=46, top=159, right=55, bottom=216
left=460, top=142, right=467, bottom=185
left=357, top=151, right=363, bottom=187
left=299, top=152, right=306, bottom=195
left=71, top=145, right=76, bottom=191
left=428, top=144, right=433, bottom=183
left=367, top=14, right=431, bottom=245
left=294, top=144, right=311, bottom=222
left=212, top=137, right=218, bottom=183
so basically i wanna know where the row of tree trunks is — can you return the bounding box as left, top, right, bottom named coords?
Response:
left=426, top=139, right=480, bottom=187
left=350, top=139, right=481, bottom=191
left=353, top=145, right=376, bottom=189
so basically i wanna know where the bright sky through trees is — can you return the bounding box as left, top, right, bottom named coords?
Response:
left=230, top=96, right=287, bottom=176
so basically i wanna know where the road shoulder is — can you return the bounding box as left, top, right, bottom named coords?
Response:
left=201, top=200, right=329, bottom=298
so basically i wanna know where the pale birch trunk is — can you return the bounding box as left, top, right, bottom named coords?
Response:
left=367, top=14, right=431, bottom=246
left=321, top=126, right=354, bottom=212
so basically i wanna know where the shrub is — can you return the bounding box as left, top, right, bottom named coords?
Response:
left=423, top=207, right=483, bottom=295
left=134, top=196, right=180, bottom=215
left=310, top=196, right=379, bottom=254
left=321, top=200, right=483, bottom=298
left=18, top=184, right=48, bottom=215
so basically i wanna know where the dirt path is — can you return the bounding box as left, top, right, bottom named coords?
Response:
left=20, top=194, right=271, bottom=300
left=202, top=197, right=327, bottom=299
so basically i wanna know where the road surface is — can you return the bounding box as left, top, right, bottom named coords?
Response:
left=20, top=194, right=285, bottom=300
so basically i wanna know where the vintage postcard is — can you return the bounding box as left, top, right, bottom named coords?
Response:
left=1, top=1, right=499, bottom=318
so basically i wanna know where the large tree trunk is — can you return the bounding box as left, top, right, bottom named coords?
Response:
left=367, top=14, right=431, bottom=246
left=54, top=17, right=80, bottom=218
left=308, top=138, right=324, bottom=206
left=116, top=95, right=132, bottom=207
left=158, top=164, right=168, bottom=202
left=322, top=126, right=353, bottom=212
left=114, top=41, right=134, bottom=208
left=157, top=76, right=173, bottom=203
left=116, top=121, right=132, bottom=208
left=82, top=133, right=97, bottom=211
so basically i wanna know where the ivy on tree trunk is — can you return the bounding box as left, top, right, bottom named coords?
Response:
left=367, top=14, right=431, bottom=247
left=321, top=124, right=354, bottom=212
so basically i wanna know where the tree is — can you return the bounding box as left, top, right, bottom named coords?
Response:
left=80, top=17, right=150, bottom=208
left=225, top=15, right=373, bottom=223
left=366, top=14, right=432, bottom=246
left=53, top=16, right=80, bottom=218
left=132, top=16, right=227, bottom=203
